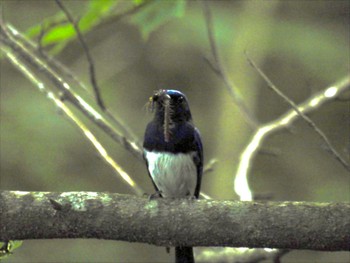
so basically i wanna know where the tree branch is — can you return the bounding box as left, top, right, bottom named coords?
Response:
left=0, top=22, right=143, bottom=160
left=246, top=53, right=350, bottom=172
left=234, top=76, right=350, bottom=201
left=55, top=0, right=105, bottom=110
left=202, top=1, right=259, bottom=129
left=6, top=21, right=140, bottom=144
left=1, top=191, right=349, bottom=251
left=0, top=21, right=144, bottom=195
left=2, top=50, right=144, bottom=196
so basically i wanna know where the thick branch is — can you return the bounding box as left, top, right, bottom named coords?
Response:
left=1, top=191, right=349, bottom=251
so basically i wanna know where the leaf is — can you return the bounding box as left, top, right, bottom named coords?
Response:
left=25, top=0, right=119, bottom=49
left=133, top=0, right=146, bottom=5
left=130, top=0, right=186, bottom=40
left=0, top=241, right=23, bottom=259
left=26, top=13, right=67, bottom=39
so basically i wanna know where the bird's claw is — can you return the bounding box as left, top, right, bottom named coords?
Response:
left=148, top=191, right=163, bottom=200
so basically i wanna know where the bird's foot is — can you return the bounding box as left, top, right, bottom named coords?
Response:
left=148, top=191, right=163, bottom=200
left=186, top=194, right=197, bottom=201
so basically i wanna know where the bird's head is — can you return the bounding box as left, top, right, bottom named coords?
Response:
left=147, top=89, right=193, bottom=142
left=148, top=89, right=192, bottom=122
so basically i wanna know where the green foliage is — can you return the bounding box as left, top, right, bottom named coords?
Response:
left=0, top=241, right=23, bottom=260
left=130, top=0, right=186, bottom=39
left=26, top=0, right=118, bottom=53
left=133, top=0, right=146, bottom=5
left=24, top=0, right=186, bottom=53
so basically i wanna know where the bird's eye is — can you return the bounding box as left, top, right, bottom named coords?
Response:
left=178, top=96, right=184, bottom=102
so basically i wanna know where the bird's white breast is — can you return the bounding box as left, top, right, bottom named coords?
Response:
left=144, top=150, right=197, bottom=198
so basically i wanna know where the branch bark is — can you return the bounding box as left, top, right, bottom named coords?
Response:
left=1, top=191, right=349, bottom=251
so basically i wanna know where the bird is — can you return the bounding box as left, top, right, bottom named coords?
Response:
left=143, top=89, right=203, bottom=263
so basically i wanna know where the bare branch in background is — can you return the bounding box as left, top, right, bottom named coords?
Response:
left=103, top=0, right=155, bottom=26
left=7, top=23, right=140, bottom=145
left=202, top=1, right=259, bottom=129
left=8, top=24, right=89, bottom=93
left=235, top=76, right=350, bottom=201
left=203, top=158, right=218, bottom=174
left=0, top=22, right=144, bottom=195
left=246, top=53, right=350, bottom=172
left=55, top=0, right=105, bottom=110
left=53, top=0, right=141, bottom=144
left=1, top=22, right=143, bottom=159
left=1, top=191, right=349, bottom=251
left=2, top=46, right=143, bottom=196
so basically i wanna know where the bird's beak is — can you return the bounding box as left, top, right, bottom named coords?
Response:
left=147, top=90, right=171, bottom=112
left=152, top=90, right=171, bottom=104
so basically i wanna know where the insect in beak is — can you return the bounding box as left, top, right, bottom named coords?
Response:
left=146, top=95, right=155, bottom=112
left=162, top=93, right=172, bottom=142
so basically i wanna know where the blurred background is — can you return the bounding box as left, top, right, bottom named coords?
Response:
left=1, top=0, right=349, bottom=262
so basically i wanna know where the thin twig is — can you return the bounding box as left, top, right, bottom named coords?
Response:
left=52, top=1, right=141, bottom=144
left=203, top=158, right=218, bottom=174
left=7, top=24, right=140, bottom=144
left=2, top=23, right=143, bottom=159
left=97, top=0, right=156, bottom=28
left=55, top=0, right=105, bottom=110
left=2, top=48, right=143, bottom=196
left=7, top=24, right=90, bottom=94
left=235, top=76, right=350, bottom=201
left=202, top=1, right=259, bottom=129
left=246, top=52, right=350, bottom=172
left=0, top=22, right=143, bottom=170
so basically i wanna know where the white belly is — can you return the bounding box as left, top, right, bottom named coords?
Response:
left=144, top=150, right=197, bottom=198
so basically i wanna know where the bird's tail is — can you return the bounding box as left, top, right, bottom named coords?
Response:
left=175, top=246, right=194, bottom=263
